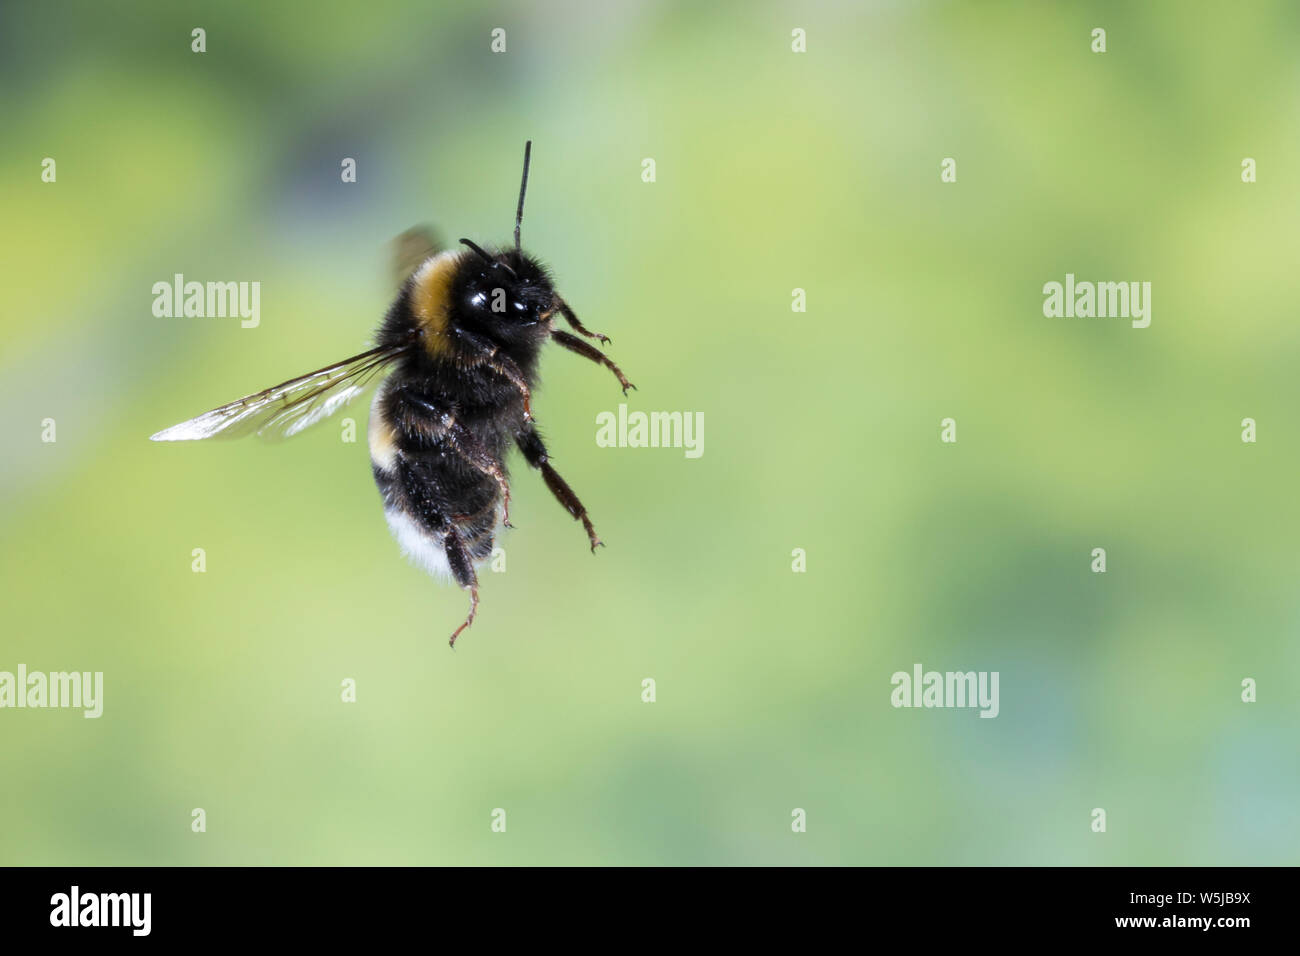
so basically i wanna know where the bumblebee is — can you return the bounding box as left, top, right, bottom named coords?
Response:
left=151, top=142, right=635, bottom=646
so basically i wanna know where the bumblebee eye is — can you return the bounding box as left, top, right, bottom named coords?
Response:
left=512, top=300, right=528, bottom=313
left=469, top=291, right=488, bottom=308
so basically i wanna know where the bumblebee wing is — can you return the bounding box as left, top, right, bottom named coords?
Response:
left=149, top=343, right=411, bottom=442
left=391, top=226, right=443, bottom=289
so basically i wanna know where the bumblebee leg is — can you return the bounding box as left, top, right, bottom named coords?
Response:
left=550, top=330, right=635, bottom=394
left=552, top=296, right=610, bottom=345
left=516, top=425, right=603, bottom=552
left=401, top=392, right=513, bottom=527
left=451, top=328, right=535, bottom=420
left=443, top=527, right=480, bottom=647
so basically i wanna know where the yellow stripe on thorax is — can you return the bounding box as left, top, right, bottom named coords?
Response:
left=410, top=250, right=462, bottom=358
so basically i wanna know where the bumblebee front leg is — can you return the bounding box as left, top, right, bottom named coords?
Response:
left=550, top=330, right=635, bottom=394
left=442, top=526, right=480, bottom=648
left=516, top=424, right=603, bottom=552
left=551, top=296, right=611, bottom=345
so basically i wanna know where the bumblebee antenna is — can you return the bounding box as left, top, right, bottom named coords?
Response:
left=514, top=140, right=532, bottom=252
left=459, top=237, right=494, bottom=263
left=459, top=238, right=517, bottom=278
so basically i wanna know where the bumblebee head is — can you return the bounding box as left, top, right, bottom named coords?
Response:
left=451, top=241, right=559, bottom=345
left=448, top=141, right=573, bottom=347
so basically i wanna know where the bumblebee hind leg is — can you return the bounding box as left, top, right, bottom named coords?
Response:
left=443, top=527, right=480, bottom=647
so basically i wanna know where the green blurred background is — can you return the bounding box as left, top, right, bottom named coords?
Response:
left=2, top=0, right=1298, bottom=865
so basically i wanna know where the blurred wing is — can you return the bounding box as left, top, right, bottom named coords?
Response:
left=149, top=343, right=410, bottom=442
left=391, top=226, right=443, bottom=289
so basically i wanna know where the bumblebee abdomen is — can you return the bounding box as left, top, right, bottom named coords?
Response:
left=368, top=380, right=503, bottom=585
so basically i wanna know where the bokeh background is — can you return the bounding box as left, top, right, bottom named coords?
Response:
left=2, top=0, right=1298, bottom=865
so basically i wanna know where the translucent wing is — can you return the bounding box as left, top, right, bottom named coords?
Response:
left=149, top=343, right=411, bottom=442
left=390, top=226, right=443, bottom=289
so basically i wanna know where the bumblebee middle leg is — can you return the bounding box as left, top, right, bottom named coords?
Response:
left=400, top=391, right=514, bottom=527
left=516, top=424, right=603, bottom=552
left=451, top=327, right=535, bottom=421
